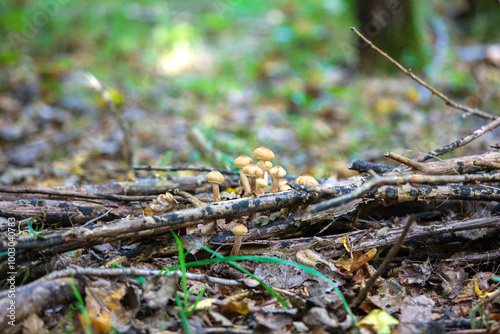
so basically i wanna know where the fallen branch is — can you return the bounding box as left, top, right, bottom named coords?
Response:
left=0, top=277, right=85, bottom=329
left=134, top=164, right=239, bottom=176
left=0, top=175, right=239, bottom=201
left=0, top=190, right=326, bottom=251
left=307, top=172, right=500, bottom=212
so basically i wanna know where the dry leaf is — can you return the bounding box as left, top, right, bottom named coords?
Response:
left=398, top=259, right=432, bottom=286
left=85, top=280, right=130, bottom=329
left=23, top=313, right=46, bottom=334
left=296, top=249, right=336, bottom=271
left=221, top=301, right=250, bottom=315
left=336, top=248, right=377, bottom=273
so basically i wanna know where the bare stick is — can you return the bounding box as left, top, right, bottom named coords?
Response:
left=413, top=117, right=500, bottom=163
left=384, top=152, right=423, bottom=170
left=350, top=216, right=414, bottom=309
left=350, top=27, right=497, bottom=120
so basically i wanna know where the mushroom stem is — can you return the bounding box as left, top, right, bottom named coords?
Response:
left=230, top=235, right=243, bottom=257
left=240, top=170, right=251, bottom=196
left=249, top=177, right=257, bottom=194
left=230, top=224, right=247, bottom=257
left=271, top=177, right=280, bottom=192
left=212, top=184, right=221, bottom=202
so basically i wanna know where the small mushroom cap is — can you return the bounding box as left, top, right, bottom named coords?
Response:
left=278, top=179, right=288, bottom=188
left=256, top=178, right=268, bottom=190
left=253, top=146, right=275, bottom=161
left=232, top=223, right=248, bottom=236
left=264, top=161, right=273, bottom=171
left=206, top=170, right=225, bottom=184
left=269, top=166, right=286, bottom=179
left=279, top=184, right=292, bottom=191
left=242, top=164, right=264, bottom=178
left=294, top=174, right=319, bottom=186
left=234, top=154, right=253, bottom=169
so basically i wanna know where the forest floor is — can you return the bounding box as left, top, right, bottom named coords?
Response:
left=1, top=4, right=500, bottom=332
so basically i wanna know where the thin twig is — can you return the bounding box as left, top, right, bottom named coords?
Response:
left=81, top=209, right=113, bottom=227
left=350, top=27, right=497, bottom=120
left=0, top=267, right=259, bottom=300
left=0, top=186, right=157, bottom=202
left=384, top=152, right=423, bottom=170
left=173, top=188, right=207, bottom=207
left=350, top=216, right=415, bottom=309
left=134, top=165, right=239, bottom=176
left=413, top=118, right=500, bottom=163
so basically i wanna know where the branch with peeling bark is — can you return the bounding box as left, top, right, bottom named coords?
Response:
left=2, top=171, right=500, bottom=253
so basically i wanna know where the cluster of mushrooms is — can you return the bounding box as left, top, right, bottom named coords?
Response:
left=205, top=146, right=320, bottom=257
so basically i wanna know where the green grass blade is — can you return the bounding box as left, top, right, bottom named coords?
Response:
left=188, top=284, right=207, bottom=314
left=171, top=231, right=189, bottom=310
left=175, top=292, right=191, bottom=334
left=171, top=255, right=356, bottom=324
left=190, top=243, right=291, bottom=309
left=69, top=275, right=92, bottom=334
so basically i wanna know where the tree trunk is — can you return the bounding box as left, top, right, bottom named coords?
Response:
left=356, top=0, right=430, bottom=73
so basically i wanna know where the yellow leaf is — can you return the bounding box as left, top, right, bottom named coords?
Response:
left=340, top=236, right=351, bottom=252
left=196, top=298, right=218, bottom=310
left=357, top=309, right=399, bottom=334
left=474, top=280, right=497, bottom=302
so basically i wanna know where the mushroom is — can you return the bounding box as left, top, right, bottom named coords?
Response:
left=279, top=183, right=291, bottom=191
left=242, top=164, right=263, bottom=194
left=253, top=146, right=275, bottom=175
left=230, top=223, right=248, bottom=257
left=294, top=174, right=319, bottom=186
left=256, top=178, right=268, bottom=195
left=233, top=154, right=253, bottom=196
left=278, top=178, right=289, bottom=190
left=206, top=170, right=225, bottom=202
left=268, top=166, right=286, bottom=192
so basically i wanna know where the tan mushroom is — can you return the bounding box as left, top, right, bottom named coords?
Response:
left=230, top=223, right=248, bottom=257
left=294, top=174, right=319, bottom=186
left=256, top=178, right=268, bottom=195
left=233, top=154, right=253, bottom=196
left=253, top=146, right=275, bottom=175
left=206, top=170, right=225, bottom=202
left=242, top=164, right=263, bottom=194
left=268, top=166, right=286, bottom=192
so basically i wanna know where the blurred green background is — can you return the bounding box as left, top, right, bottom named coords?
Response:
left=1, top=0, right=499, bottom=180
